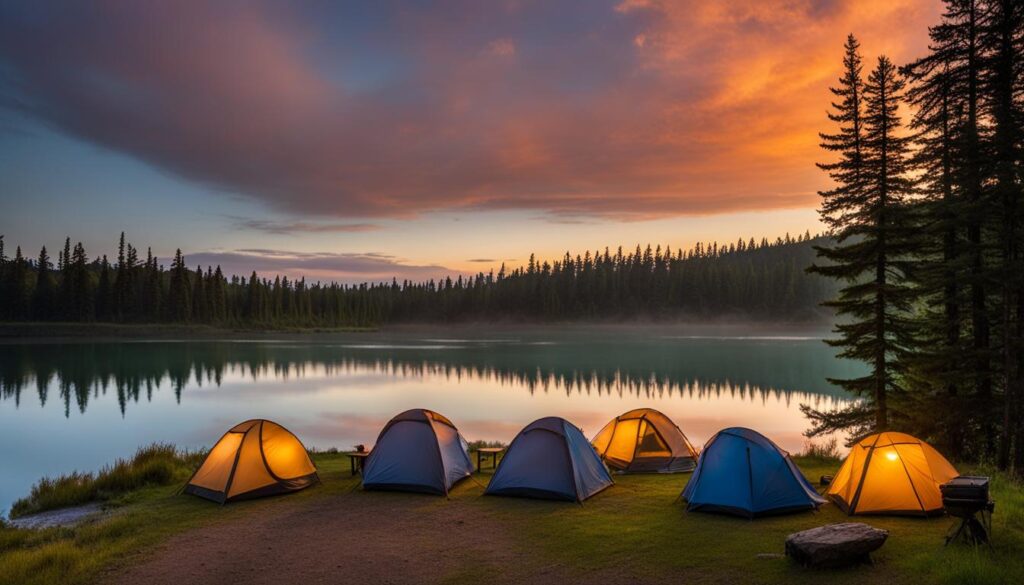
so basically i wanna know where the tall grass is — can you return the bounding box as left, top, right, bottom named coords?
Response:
left=9, top=444, right=205, bottom=519
left=797, top=437, right=841, bottom=461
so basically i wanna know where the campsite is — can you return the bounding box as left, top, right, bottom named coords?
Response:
left=1, top=431, right=1022, bottom=585
left=2, top=376, right=1023, bottom=584
left=4, top=0, right=1024, bottom=582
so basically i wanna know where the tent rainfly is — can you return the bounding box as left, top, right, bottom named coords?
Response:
left=591, top=408, right=699, bottom=473
left=681, top=427, right=825, bottom=517
left=362, top=409, right=474, bottom=495
left=485, top=417, right=613, bottom=502
left=184, top=419, right=319, bottom=504
left=827, top=432, right=959, bottom=516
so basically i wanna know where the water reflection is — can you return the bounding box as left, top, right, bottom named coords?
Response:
left=0, top=336, right=862, bottom=514
left=0, top=339, right=856, bottom=416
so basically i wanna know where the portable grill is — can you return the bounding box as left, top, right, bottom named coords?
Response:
left=941, top=476, right=994, bottom=547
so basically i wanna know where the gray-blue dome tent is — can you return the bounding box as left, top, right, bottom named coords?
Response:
left=681, top=427, right=825, bottom=517
left=485, top=417, right=613, bottom=502
left=362, top=409, right=474, bottom=495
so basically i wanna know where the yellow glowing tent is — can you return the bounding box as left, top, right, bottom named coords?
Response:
left=828, top=432, right=958, bottom=516
left=184, top=419, right=319, bottom=503
left=591, top=408, right=699, bottom=473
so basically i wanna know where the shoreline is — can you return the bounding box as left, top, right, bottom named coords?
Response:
left=0, top=319, right=833, bottom=343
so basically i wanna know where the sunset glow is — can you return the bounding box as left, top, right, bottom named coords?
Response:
left=0, top=0, right=941, bottom=282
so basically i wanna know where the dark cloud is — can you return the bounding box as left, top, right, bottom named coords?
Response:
left=0, top=1, right=937, bottom=219
left=230, top=217, right=381, bottom=234
left=186, top=248, right=461, bottom=283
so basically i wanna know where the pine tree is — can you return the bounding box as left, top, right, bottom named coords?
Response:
left=0, top=235, right=7, bottom=321
left=32, top=246, right=56, bottom=320
left=68, top=242, right=93, bottom=321
left=115, top=232, right=128, bottom=320
left=980, top=0, right=1024, bottom=470
left=95, top=255, right=113, bottom=321
left=167, top=249, right=191, bottom=322
left=807, top=56, right=917, bottom=439
left=211, top=266, right=227, bottom=323
left=9, top=247, right=30, bottom=321
left=902, top=13, right=974, bottom=457
left=142, top=248, right=162, bottom=320
left=816, top=36, right=867, bottom=234
left=191, top=266, right=207, bottom=322
left=955, top=0, right=995, bottom=454
left=58, top=237, right=72, bottom=319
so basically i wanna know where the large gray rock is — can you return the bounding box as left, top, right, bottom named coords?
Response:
left=785, top=523, right=888, bottom=568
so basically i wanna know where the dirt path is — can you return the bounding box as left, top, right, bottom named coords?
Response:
left=107, top=489, right=646, bottom=585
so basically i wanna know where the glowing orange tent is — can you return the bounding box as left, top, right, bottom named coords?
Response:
left=591, top=408, right=699, bottom=473
left=184, top=419, right=319, bottom=503
left=828, top=432, right=958, bottom=516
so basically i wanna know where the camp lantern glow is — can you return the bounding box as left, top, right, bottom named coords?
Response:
left=183, top=419, right=319, bottom=504
left=826, top=432, right=958, bottom=515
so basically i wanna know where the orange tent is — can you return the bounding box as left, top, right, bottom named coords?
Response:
left=184, top=419, right=319, bottom=503
left=591, top=408, right=698, bottom=473
left=828, top=432, right=958, bottom=516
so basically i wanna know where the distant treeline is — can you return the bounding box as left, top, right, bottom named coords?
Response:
left=0, top=231, right=836, bottom=326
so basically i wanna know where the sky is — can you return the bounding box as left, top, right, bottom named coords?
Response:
left=0, top=0, right=942, bottom=283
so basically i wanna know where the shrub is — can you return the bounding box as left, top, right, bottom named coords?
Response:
left=798, top=437, right=841, bottom=461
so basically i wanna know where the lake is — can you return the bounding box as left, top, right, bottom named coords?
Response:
left=0, top=326, right=863, bottom=515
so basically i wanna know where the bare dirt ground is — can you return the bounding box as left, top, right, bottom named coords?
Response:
left=106, top=489, right=650, bottom=585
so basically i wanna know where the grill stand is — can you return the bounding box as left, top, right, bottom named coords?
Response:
left=944, top=501, right=994, bottom=548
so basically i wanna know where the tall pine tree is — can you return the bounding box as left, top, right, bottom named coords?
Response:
left=32, top=246, right=56, bottom=321
left=807, top=55, right=917, bottom=439
left=167, top=249, right=191, bottom=322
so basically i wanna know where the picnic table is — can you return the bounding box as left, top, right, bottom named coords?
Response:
left=348, top=451, right=370, bottom=476
left=476, top=447, right=504, bottom=471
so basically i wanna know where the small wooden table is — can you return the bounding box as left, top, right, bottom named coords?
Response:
left=348, top=452, right=370, bottom=476
left=476, top=447, right=504, bottom=471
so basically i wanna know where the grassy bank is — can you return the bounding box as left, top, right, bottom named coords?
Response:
left=1, top=450, right=1021, bottom=585
left=8, top=444, right=204, bottom=518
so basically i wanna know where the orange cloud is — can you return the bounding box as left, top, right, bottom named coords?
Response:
left=0, top=1, right=941, bottom=220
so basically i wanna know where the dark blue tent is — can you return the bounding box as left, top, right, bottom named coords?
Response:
left=485, top=417, right=613, bottom=502
left=362, top=409, right=474, bottom=495
left=681, top=427, right=825, bottom=517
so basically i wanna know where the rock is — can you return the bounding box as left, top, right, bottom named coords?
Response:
left=785, top=523, right=888, bottom=569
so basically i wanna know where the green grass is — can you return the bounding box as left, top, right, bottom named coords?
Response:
left=483, top=459, right=1023, bottom=585
left=1, top=451, right=1021, bottom=585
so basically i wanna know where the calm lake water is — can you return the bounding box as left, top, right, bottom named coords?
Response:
left=0, top=327, right=863, bottom=515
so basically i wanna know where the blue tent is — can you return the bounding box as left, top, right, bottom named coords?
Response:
left=485, top=417, right=613, bottom=502
left=362, top=409, right=474, bottom=495
left=681, top=427, right=825, bottom=517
